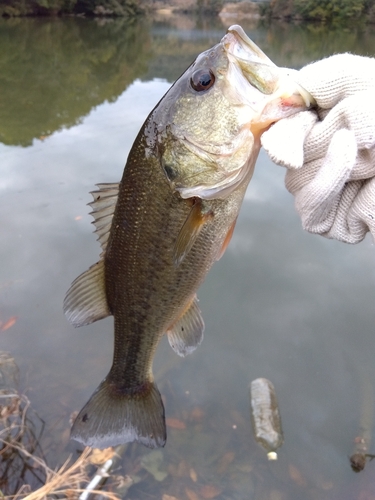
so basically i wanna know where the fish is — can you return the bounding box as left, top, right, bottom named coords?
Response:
left=64, top=24, right=312, bottom=450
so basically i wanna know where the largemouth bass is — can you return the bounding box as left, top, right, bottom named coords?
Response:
left=64, top=25, right=312, bottom=449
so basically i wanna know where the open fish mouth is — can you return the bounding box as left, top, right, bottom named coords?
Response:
left=223, top=25, right=315, bottom=108
left=223, top=25, right=279, bottom=95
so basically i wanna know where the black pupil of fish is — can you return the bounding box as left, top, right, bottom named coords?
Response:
left=191, top=70, right=215, bottom=92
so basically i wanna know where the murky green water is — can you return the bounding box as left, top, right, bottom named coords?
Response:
left=1, top=13, right=375, bottom=499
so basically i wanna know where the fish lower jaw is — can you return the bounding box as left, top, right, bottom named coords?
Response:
left=257, top=94, right=311, bottom=127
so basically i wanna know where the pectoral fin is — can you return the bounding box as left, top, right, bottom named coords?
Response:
left=167, top=296, right=205, bottom=357
left=173, top=199, right=213, bottom=266
left=216, top=218, right=237, bottom=261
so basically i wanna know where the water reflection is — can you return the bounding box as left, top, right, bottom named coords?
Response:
left=260, top=21, right=375, bottom=67
left=1, top=13, right=375, bottom=500
left=0, top=17, right=152, bottom=146
left=221, top=18, right=375, bottom=66
left=2, top=16, right=375, bottom=147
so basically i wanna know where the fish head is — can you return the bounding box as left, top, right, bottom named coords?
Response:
left=149, top=25, right=312, bottom=200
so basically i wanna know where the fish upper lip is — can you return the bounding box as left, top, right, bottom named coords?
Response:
left=221, top=26, right=281, bottom=97
left=222, top=26, right=315, bottom=108
left=223, top=25, right=275, bottom=68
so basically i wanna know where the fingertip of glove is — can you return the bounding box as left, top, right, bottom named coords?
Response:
left=298, top=53, right=375, bottom=109
left=326, top=128, right=357, bottom=172
left=261, top=111, right=317, bottom=169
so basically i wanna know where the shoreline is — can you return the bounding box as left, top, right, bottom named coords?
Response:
left=1, top=0, right=374, bottom=24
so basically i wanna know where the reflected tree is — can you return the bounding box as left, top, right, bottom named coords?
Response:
left=0, top=0, right=142, bottom=17
left=0, top=18, right=152, bottom=146
left=256, top=20, right=375, bottom=68
left=264, top=0, right=372, bottom=22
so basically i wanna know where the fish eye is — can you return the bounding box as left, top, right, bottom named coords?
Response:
left=190, top=69, right=215, bottom=92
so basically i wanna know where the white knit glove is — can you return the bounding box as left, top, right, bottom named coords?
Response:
left=261, top=53, right=375, bottom=244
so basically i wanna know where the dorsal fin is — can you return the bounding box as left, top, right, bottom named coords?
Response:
left=64, top=184, right=118, bottom=327
left=88, top=183, right=119, bottom=256
left=167, top=296, right=205, bottom=357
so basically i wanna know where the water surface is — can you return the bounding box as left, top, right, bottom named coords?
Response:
left=1, top=14, right=375, bottom=499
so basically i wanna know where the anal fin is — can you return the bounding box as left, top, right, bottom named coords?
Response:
left=64, top=260, right=110, bottom=327
left=167, top=296, right=205, bottom=357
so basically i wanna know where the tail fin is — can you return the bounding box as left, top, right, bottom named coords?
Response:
left=71, top=378, right=166, bottom=449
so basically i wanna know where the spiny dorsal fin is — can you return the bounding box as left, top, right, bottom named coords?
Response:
left=173, top=199, right=213, bottom=267
left=167, top=296, right=205, bottom=357
left=64, top=260, right=110, bottom=327
left=89, top=183, right=119, bottom=256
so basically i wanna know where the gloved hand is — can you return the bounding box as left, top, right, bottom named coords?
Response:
left=261, top=53, right=375, bottom=244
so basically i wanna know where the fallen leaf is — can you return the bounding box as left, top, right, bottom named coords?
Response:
left=199, top=485, right=222, bottom=499
left=162, top=495, right=179, bottom=500
left=269, top=490, right=284, bottom=500
left=190, top=407, right=205, bottom=421
left=190, top=468, right=198, bottom=482
left=166, top=418, right=186, bottom=429
left=167, top=463, right=178, bottom=476
left=289, top=464, right=307, bottom=487
left=185, top=488, right=200, bottom=500
left=229, top=410, right=247, bottom=427
left=89, top=447, right=115, bottom=465
left=217, top=451, right=235, bottom=474
left=236, top=463, right=253, bottom=473
left=176, top=459, right=189, bottom=477
left=0, top=316, right=17, bottom=331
